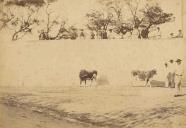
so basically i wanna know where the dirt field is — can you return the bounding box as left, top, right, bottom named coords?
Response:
left=0, top=85, right=186, bottom=128
left=0, top=102, right=96, bottom=128
left=0, top=39, right=186, bottom=127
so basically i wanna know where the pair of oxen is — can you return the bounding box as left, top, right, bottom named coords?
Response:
left=79, top=69, right=157, bottom=87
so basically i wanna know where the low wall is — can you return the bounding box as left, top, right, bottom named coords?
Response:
left=0, top=39, right=185, bottom=87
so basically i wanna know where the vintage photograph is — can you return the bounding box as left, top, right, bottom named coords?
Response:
left=0, top=0, right=185, bottom=128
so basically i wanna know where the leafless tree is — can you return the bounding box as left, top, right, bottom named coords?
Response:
left=125, top=0, right=144, bottom=31
left=0, top=0, right=45, bottom=40
left=98, top=0, right=123, bottom=22
left=38, top=1, right=73, bottom=40
left=0, top=8, right=15, bottom=31
left=11, top=6, right=40, bottom=40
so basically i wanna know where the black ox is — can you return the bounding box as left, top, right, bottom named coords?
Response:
left=79, top=70, right=98, bottom=85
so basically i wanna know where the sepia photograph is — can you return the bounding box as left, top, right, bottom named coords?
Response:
left=0, top=0, right=185, bottom=128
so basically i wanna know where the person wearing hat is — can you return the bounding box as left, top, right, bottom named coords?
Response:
left=174, top=59, right=184, bottom=96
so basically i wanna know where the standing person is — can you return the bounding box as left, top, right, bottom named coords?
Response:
left=174, top=59, right=184, bottom=96
left=132, top=28, right=140, bottom=39
left=156, top=27, right=161, bottom=39
left=176, top=30, right=183, bottom=38
left=164, top=62, right=169, bottom=88
left=79, top=29, right=85, bottom=39
left=167, top=59, right=176, bottom=88
left=102, top=29, right=108, bottom=39
left=90, top=30, right=95, bottom=39
left=96, top=30, right=101, bottom=39
left=107, top=29, right=115, bottom=39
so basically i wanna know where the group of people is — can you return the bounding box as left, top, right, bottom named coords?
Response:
left=164, top=58, right=184, bottom=95
left=170, top=29, right=183, bottom=38
left=78, top=27, right=183, bottom=40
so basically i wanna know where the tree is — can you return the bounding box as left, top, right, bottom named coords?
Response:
left=86, top=10, right=114, bottom=38
left=4, top=0, right=45, bottom=7
left=0, top=0, right=45, bottom=40
left=98, top=0, right=123, bottom=22
left=98, top=0, right=138, bottom=36
left=96, top=0, right=174, bottom=39
left=11, top=6, right=40, bottom=40
left=38, top=0, right=70, bottom=40
left=0, top=7, right=15, bottom=31
left=125, top=0, right=142, bottom=29
left=140, top=4, right=174, bottom=38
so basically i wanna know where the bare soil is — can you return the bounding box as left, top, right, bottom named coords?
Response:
left=0, top=85, right=186, bottom=128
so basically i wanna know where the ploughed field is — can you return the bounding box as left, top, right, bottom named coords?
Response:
left=0, top=85, right=186, bottom=128
left=0, top=39, right=186, bottom=127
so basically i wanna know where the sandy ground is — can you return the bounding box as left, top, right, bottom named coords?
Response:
left=0, top=39, right=186, bottom=128
left=0, top=103, right=97, bottom=128
left=0, top=85, right=186, bottom=128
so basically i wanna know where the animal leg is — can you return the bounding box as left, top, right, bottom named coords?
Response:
left=90, top=80, right=92, bottom=86
left=84, top=80, right=86, bottom=85
left=149, top=79, right=152, bottom=88
left=80, top=80, right=82, bottom=86
left=145, top=79, right=149, bottom=87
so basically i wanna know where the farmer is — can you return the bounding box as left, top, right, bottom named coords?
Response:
left=164, top=62, right=169, bottom=87
left=174, top=59, right=184, bottom=95
left=167, top=59, right=176, bottom=88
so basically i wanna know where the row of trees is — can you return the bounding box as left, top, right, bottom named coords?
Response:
left=86, top=0, right=174, bottom=39
left=0, top=0, right=79, bottom=40
left=0, top=0, right=175, bottom=40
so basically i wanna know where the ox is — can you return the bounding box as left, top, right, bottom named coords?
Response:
left=79, top=69, right=98, bottom=85
left=131, top=69, right=157, bottom=87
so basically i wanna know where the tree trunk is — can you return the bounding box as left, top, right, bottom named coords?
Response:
left=140, top=24, right=152, bottom=39
left=12, top=31, right=20, bottom=41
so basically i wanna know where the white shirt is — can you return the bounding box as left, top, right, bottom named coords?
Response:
left=175, top=64, right=184, bottom=76
left=168, top=63, right=176, bottom=73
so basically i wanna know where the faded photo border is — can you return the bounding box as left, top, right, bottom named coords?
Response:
left=0, top=0, right=186, bottom=128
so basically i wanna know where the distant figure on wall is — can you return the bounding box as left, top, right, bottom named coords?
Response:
left=175, top=30, right=183, bottom=38
left=170, top=33, right=174, bottom=38
left=98, top=27, right=107, bottom=39
left=170, top=30, right=183, bottom=38
left=107, top=29, right=115, bottom=39
left=156, top=27, right=161, bottom=39
left=79, top=29, right=86, bottom=39
left=90, top=30, right=95, bottom=39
